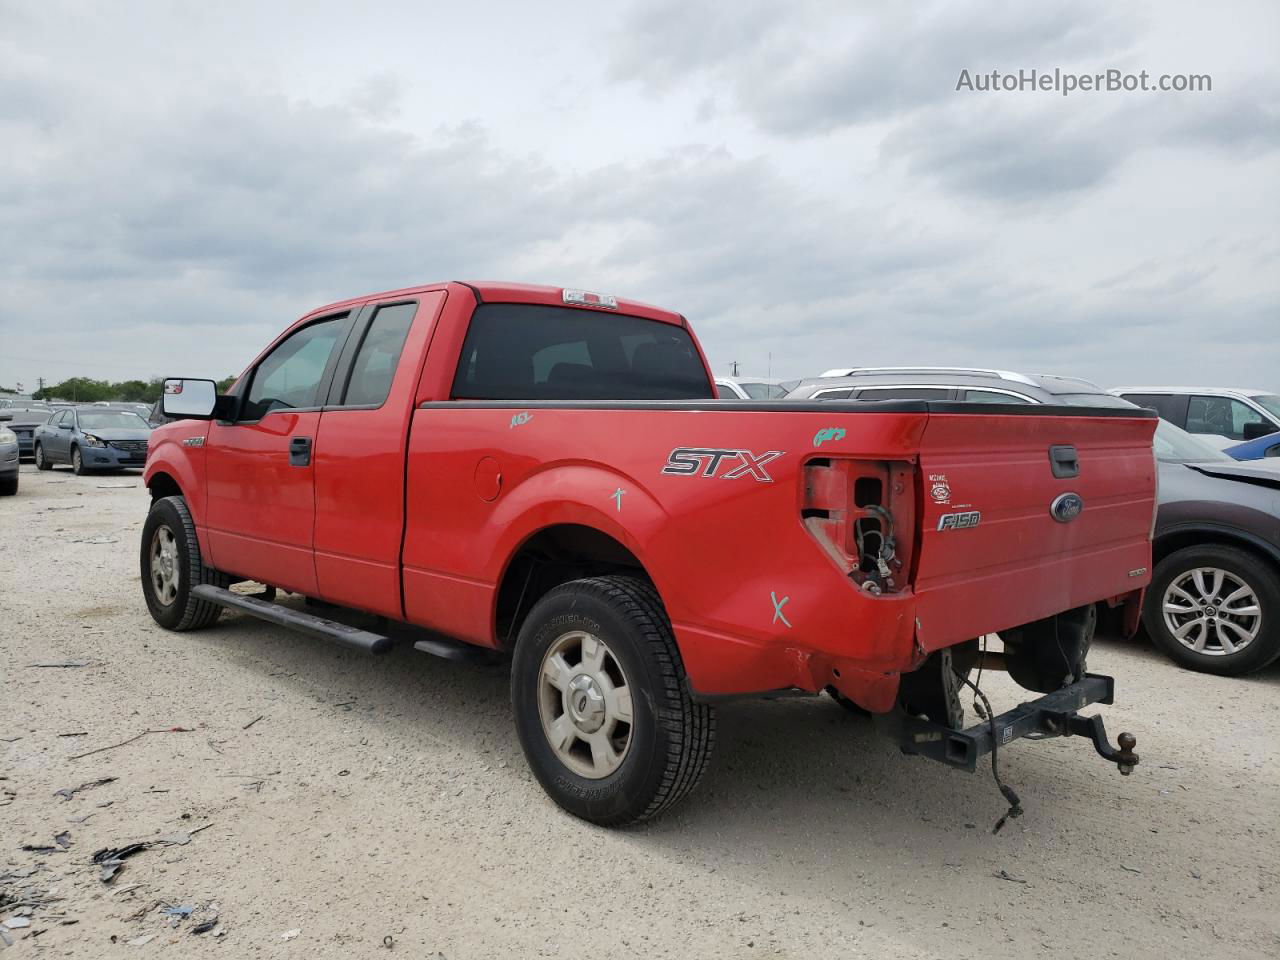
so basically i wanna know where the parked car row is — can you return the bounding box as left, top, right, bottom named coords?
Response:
left=0, top=403, right=155, bottom=496
left=715, top=366, right=1280, bottom=677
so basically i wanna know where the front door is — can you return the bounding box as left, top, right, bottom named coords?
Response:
left=204, top=312, right=352, bottom=593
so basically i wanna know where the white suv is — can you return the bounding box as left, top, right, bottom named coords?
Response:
left=1110, top=387, right=1280, bottom=448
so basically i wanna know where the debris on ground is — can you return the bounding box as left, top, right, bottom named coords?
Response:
left=126, top=933, right=157, bottom=946
left=69, top=727, right=193, bottom=761
left=993, top=869, right=1028, bottom=884
left=70, top=534, right=120, bottom=543
left=162, top=905, right=194, bottom=918
left=242, top=715, right=264, bottom=730
left=281, top=928, right=301, bottom=940
left=2, top=917, right=31, bottom=930
left=90, top=823, right=214, bottom=883
left=54, top=832, right=71, bottom=849
left=55, top=777, right=117, bottom=801
left=27, top=659, right=97, bottom=668
left=19, top=844, right=59, bottom=855
left=92, top=844, right=149, bottom=883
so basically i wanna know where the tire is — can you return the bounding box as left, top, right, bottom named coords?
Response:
left=140, top=495, right=227, bottom=631
left=0, top=474, right=16, bottom=496
left=511, top=576, right=716, bottom=826
left=34, top=443, right=52, bottom=470
left=1143, top=544, right=1280, bottom=676
left=71, top=445, right=85, bottom=475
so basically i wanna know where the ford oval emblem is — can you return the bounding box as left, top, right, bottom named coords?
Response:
left=1050, top=492, right=1084, bottom=523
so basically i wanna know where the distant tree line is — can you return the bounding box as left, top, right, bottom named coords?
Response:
left=29, top=375, right=238, bottom=403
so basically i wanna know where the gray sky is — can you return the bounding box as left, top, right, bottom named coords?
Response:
left=1, top=0, right=1276, bottom=391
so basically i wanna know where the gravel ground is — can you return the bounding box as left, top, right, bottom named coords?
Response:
left=2, top=461, right=1278, bottom=959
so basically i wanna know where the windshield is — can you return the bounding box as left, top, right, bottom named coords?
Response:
left=739, top=381, right=788, bottom=399
left=78, top=411, right=150, bottom=430
left=1153, top=419, right=1230, bottom=463
left=1251, top=394, right=1280, bottom=419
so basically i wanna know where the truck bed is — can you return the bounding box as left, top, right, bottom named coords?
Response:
left=399, top=398, right=1157, bottom=711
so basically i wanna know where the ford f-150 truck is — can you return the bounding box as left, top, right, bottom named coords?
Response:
left=142, top=281, right=1155, bottom=825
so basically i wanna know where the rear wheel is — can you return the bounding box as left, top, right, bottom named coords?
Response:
left=34, top=443, right=51, bottom=470
left=1144, top=544, right=1280, bottom=676
left=140, top=495, right=226, bottom=630
left=511, top=576, right=716, bottom=825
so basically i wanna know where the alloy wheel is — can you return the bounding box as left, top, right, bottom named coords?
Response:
left=1162, top=566, right=1262, bottom=657
left=538, top=630, right=634, bottom=778
left=149, top=525, right=180, bottom=606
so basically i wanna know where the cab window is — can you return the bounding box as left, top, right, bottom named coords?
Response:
left=242, top=315, right=347, bottom=420
left=341, top=303, right=417, bottom=407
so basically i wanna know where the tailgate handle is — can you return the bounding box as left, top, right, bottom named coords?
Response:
left=289, top=435, right=312, bottom=467
left=1048, top=444, right=1079, bottom=479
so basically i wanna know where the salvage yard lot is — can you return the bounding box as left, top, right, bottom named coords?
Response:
left=2, top=463, right=1278, bottom=959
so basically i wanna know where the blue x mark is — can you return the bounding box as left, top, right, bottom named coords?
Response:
left=771, top=591, right=791, bottom=628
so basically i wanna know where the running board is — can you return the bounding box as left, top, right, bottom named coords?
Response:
left=191, top=584, right=394, bottom=655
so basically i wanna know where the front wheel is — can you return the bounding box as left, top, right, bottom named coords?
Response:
left=71, top=445, right=85, bottom=475
left=34, top=443, right=52, bottom=470
left=1144, top=544, right=1280, bottom=676
left=140, top=495, right=226, bottom=630
left=511, top=576, right=716, bottom=826
left=0, top=474, right=16, bottom=496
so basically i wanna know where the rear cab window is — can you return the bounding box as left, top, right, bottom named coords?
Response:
left=451, top=304, right=711, bottom=400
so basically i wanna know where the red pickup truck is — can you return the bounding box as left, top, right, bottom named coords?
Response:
left=142, top=281, right=1155, bottom=825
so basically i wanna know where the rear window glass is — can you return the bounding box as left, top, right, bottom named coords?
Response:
left=451, top=304, right=711, bottom=400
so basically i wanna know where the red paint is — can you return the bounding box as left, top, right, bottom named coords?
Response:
left=146, top=281, right=1156, bottom=711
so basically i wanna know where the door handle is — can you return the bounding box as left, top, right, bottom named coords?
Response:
left=289, top=436, right=312, bottom=467
left=1048, top=444, right=1079, bottom=479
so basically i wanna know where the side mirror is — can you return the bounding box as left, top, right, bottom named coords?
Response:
left=1242, top=421, right=1278, bottom=441
left=60, top=422, right=73, bottom=430
left=161, top=379, right=218, bottom=419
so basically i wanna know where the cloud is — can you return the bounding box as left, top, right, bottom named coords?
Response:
left=610, top=0, right=1136, bottom=134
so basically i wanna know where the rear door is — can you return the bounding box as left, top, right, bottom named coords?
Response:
left=912, top=408, right=1158, bottom=648
left=312, top=293, right=445, bottom=616
left=204, top=312, right=352, bottom=593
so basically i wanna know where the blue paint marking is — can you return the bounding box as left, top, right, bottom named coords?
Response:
left=611, top=488, right=625, bottom=511
left=771, top=591, right=792, bottom=628
left=510, top=411, right=532, bottom=429
left=813, top=427, right=846, bottom=448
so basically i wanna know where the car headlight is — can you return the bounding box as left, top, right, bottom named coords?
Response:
left=0, top=427, right=15, bottom=443
left=81, top=434, right=107, bottom=447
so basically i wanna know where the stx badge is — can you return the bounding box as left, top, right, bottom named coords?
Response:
left=937, top=511, right=981, bottom=531
left=662, top=448, right=783, bottom=482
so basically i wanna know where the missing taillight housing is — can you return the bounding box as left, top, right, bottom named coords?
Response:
left=802, top=458, right=917, bottom=592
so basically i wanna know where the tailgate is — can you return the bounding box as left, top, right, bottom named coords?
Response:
left=911, top=406, right=1157, bottom=651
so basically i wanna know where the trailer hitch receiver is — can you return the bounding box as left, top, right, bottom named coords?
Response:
left=877, top=673, right=1139, bottom=775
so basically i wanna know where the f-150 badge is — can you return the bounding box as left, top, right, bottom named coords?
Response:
left=662, top=447, right=783, bottom=482
left=937, top=510, right=981, bottom=531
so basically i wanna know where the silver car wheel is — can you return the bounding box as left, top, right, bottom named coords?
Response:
left=538, top=630, right=634, bottom=779
left=149, top=525, right=180, bottom=606
left=1162, top=567, right=1262, bottom=657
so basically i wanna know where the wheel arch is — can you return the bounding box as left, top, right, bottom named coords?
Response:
left=147, top=470, right=183, bottom=501
left=1154, top=523, right=1280, bottom=571
left=493, top=522, right=657, bottom=649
